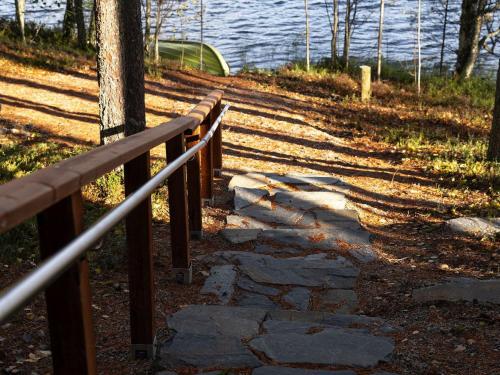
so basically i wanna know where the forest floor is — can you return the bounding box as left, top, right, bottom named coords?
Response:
left=0, top=41, right=499, bottom=375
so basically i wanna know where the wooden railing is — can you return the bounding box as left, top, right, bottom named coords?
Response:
left=0, top=90, right=226, bottom=374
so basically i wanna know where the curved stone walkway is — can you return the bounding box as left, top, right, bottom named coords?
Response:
left=156, top=173, right=399, bottom=375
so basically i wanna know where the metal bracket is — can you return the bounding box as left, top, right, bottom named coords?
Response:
left=190, top=230, right=203, bottom=240
left=214, top=168, right=222, bottom=177
left=202, top=197, right=214, bottom=207
left=172, top=264, right=193, bottom=285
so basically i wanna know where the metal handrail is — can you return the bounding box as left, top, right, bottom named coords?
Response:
left=0, top=104, right=230, bottom=323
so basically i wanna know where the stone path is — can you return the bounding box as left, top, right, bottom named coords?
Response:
left=157, top=173, right=398, bottom=375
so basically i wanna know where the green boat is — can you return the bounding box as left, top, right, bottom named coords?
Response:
left=157, top=40, right=230, bottom=77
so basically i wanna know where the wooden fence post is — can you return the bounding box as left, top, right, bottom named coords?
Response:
left=360, top=65, right=372, bottom=102
left=166, top=133, right=192, bottom=284
left=124, top=153, right=155, bottom=359
left=199, top=112, right=214, bottom=206
left=185, top=130, right=203, bottom=240
left=212, top=100, right=223, bottom=177
left=37, top=191, right=96, bottom=375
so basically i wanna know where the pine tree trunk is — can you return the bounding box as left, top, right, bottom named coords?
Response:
left=63, top=0, right=76, bottom=41
left=488, top=59, right=500, bottom=161
left=439, top=0, right=449, bottom=74
left=343, top=0, right=351, bottom=71
left=331, top=0, right=339, bottom=64
left=154, top=0, right=163, bottom=64
left=14, top=0, right=25, bottom=43
left=87, top=0, right=96, bottom=47
left=75, top=0, right=86, bottom=48
left=145, top=0, right=152, bottom=55
left=417, top=0, right=421, bottom=95
left=304, top=0, right=310, bottom=72
left=376, top=0, right=385, bottom=81
left=95, top=0, right=146, bottom=144
left=455, top=0, right=486, bottom=79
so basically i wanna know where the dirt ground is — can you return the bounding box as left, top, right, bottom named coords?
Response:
left=0, top=54, right=499, bottom=375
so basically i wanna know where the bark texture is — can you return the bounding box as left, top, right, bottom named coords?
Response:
left=14, top=0, right=25, bottom=43
left=95, top=0, right=146, bottom=144
left=331, top=0, right=339, bottom=64
left=75, top=0, right=86, bottom=48
left=343, top=0, right=351, bottom=70
left=377, top=0, right=385, bottom=81
left=145, top=0, right=152, bottom=55
left=63, top=0, right=76, bottom=41
left=488, top=59, right=500, bottom=161
left=456, top=0, right=487, bottom=79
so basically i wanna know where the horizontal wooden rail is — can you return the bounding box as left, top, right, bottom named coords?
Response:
left=0, top=90, right=227, bottom=375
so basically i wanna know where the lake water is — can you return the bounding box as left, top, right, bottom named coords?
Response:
left=0, top=0, right=497, bottom=74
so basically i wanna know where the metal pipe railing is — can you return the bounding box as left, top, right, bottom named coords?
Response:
left=0, top=104, right=230, bottom=323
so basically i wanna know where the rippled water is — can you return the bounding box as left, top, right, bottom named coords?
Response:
left=0, top=0, right=496, bottom=73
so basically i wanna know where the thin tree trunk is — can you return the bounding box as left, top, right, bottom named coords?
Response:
left=154, top=0, right=163, bottom=64
left=75, top=0, right=86, bottom=48
left=14, top=0, right=25, bottom=43
left=417, top=0, right=421, bottom=95
left=63, top=0, right=76, bottom=41
left=332, top=0, right=339, bottom=64
left=95, top=0, right=146, bottom=144
left=87, top=0, right=96, bottom=47
left=305, top=0, right=310, bottom=71
left=343, top=0, right=351, bottom=71
left=488, top=59, right=500, bottom=161
left=456, top=0, right=487, bottom=79
left=439, top=0, right=449, bottom=74
left=200, top=0, right=204, bottom=70
left=377, top=0, right=385, bottom=81
left=145, top=0, right=152, bottom=55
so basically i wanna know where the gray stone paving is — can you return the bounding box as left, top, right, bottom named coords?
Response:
left=446, top=216, right=500, bottom=238
left=157, top=174, right=397, bottom=374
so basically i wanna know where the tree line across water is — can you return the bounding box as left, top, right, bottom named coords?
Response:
left=6, top=0, right=500, bottom=160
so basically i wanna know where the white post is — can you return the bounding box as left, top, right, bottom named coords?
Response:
left=360, top=65, right=371, bottom=102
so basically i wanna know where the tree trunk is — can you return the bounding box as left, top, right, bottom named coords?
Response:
left=145, top=0, right=152, bottom=55
left=95, top=0, right=146, bottom=144
left=87, top=0, right=96, bottom=47
left=200, top=0, right=204, bottom=70
left=305, top=0, right=310, bottom=71
left=376, top=0, right=385, bottom=81
left=75, top=0, right=86, bottom=48
left=455, top=0, right=487, bottom=79
left=439, top=0, right=449, bottom=74
left=488, top=59, right=500, bottom=161
left=14, top=0, right=25, bottom=43
left=343, top=0, right=351, bottom=71
left=63, top=0, right=76, bottom=41
left=417, top=0, right=421, bottom=95
left=154, top=0, right=163, bottom=64
left=331, top=0, right=339, bottom=64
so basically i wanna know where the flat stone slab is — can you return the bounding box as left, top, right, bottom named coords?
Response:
left=314, top=209, right=359, bottom=224
left=275, top=192, right=347, bottom=210
left=227, top=252, right=358, bottom=288
left=446, top=217, right=500, bottom=238
left=227, top=215, right=272, bottom=230
left=413, top=278, right=500, bottom=305
left=200, top=265, right=237, bottom=305
left=168, top=305, right=267, bottom=339
left=237, top=292, right=279, bottom=309
left=234, top=187, right=269, bottom=210
left=266, top=174, right=345, bottom=187
left=349, top=246, right=377, bottom=263
left=321, top=289, right=358, bottom=313
left=221, top=228, right=261, bottom=244
left=159, top=333, right=261, bottom=369
left=260, top=226, right=371, bottom=250
left=249, top=327, right=394, bottom=367
left=229, top=173, right=268, bottom=191
left=238, top=205, right=309, bottom=227
left=266, top=310, right=383, bottom=329
left=253, top=367, right=356, bottom=375
left=283, top=287, right=311, bottom=311
left=254, top=244, right=302, bottom=255
left=237, top=276, right=281, bottom=296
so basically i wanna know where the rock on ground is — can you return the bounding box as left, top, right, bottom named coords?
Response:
left=200, top=265, right=237, bottom=305
left=446, top=217, right=500, bottom=237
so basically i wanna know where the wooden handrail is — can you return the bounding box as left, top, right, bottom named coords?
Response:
left=0, top=89, right=224, bottom=234
left=0, top=90, right=226, bottom=374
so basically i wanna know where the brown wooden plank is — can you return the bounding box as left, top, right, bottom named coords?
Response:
left=212, top=100, right=223, bottom=176
left=166, top=134, right=191, bottom=283
left=37, top=191, right=96, bottom=375
left=185, top=132, right=203, bottom=239
left=124, top=152, right=155, bottom=359
left=199, top=114, right=214, bottom=206
left=0, top=116, right=195, bottom=234
left=186, top=90, right=224, bottom=131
